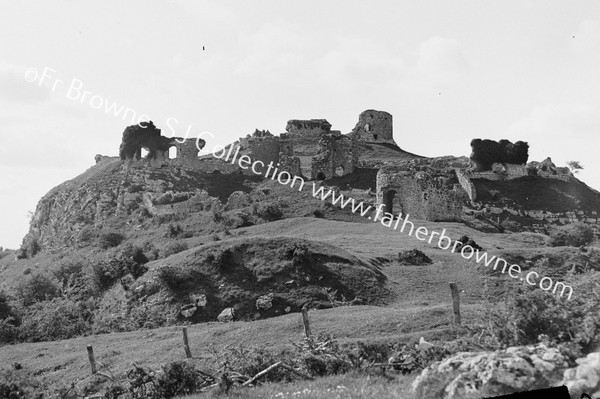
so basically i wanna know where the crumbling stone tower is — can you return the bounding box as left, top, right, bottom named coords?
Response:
left=350, top=110, right=394, bottom=144
left=311, top=132, right=357, bottom=180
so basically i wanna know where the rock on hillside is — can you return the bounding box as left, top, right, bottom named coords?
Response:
left=92, top=236, right=389, bottom=331
left=20, top=158, right=262, bottom=254
left=411, top=343, right=569, bottom=399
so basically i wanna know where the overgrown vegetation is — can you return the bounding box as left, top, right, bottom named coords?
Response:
left=98, top=231, right=125, bottom=249
left=397, top=249, right=432, bottom=265
left=548, top=222, right=595, bottom=247
left=481, top=273, right=600, bottom=361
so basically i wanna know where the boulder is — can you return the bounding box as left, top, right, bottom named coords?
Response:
left=217, top=307, right=235, bottom=323
left=561, top=352, right=600, bottom=398
left=256, top=294, right=274, bottom=310
left=411, top=344, right=568, bottom=399
left=180, top=304, right=197, bottom=318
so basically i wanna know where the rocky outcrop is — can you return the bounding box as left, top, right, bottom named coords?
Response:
left=217, top=307, right=235, bottom=322
left=561, top=352, right=600, bottom=398
left=411, top=344, right=568, bottom=399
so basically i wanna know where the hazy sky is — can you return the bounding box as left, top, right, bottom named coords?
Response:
left=1, top=1, right=599, bottom=248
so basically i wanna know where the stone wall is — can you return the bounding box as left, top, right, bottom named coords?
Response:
left=376, top=165, right=465, bottom=221
left=311, top=131, right=357, bottom=179
left=455, top=169, right=477, bottom=201
left=465, top=159, right=574, bottom=183
left=285, top=119, right=331, bottom=135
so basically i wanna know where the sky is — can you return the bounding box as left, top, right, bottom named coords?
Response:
left=1, top=0, right=599, bottom=249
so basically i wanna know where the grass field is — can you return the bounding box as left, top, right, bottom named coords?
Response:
left=1, top=211, right=592, bottom=397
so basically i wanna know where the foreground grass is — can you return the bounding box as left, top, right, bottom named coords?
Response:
left=181, top=373, right=416, bottom=399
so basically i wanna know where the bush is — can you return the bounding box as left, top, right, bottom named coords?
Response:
left=15, top=274, right=59, bottom=307
left=483, top=275, right=600, bottom=360
left=17, top=238, right=40, bottom=259
left=18, top=298, right=91, bottom=342
left=0, top=248, right=11, bottom=260
left=165, top=224, right=183, bottom=238
left=161, top=241, right=188, bottom=258
left=455, top=235, right=484, bottom=251
left=0, top=317, right=19, bottom=344
left=254, top=202, right=284, bottom=222
left=313, top=209, right=325, bottom=218
left=0, top=370, right=43, bottom=399
left=87, top=245, right=149, bottom=293
left=549, top=222, right=595, bottom=247
left=223, top=210, right=254, bottom=228
left=98, top=231, right=124, bottom=249
left=397, top=249, right=432, bottom=265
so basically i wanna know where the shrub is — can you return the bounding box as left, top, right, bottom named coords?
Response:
left=19, top=298, right=91, bottom=342
left=98, top=231, right=124, bottom=249
left=0, top=370, right=43, bottom=399
left=211, top=204, right=224, bottom=222
left=397, top=249, right=432, bottom=265
left=162, top=241, right=188, bottom=258
left=223, top=210, right=254, bottom=228
left=15, top=274, right=59, bottom=307
left=0, top=317, right=19, bottom=344
left=483, top=275, right=600, bottom=360
left=18, top=238, right=40, bottom=259
left=549, top=222, right=595, bottom=247
left=455, top=235, right=484, bottom=251
left=165, top=224, right=183, bottom=238
left=313, top=209, right=325, bottom=218
left=254, top=202, right=284, bottom=222
left=0, top=248, right=11, bottom=260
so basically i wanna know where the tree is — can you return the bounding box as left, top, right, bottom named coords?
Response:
left=566, top=161, right=583, bottom=174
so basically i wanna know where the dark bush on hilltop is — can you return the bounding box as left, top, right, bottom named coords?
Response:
left=15, top=274, right=59, bottom=307
left=398, top=249, right=432, bottom=265
left=98, top=231, right=124, bottom=249
left=549, top=222, right=595, bottom=247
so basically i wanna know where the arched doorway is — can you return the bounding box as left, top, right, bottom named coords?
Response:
left=168, top=146, right=177, bottom=159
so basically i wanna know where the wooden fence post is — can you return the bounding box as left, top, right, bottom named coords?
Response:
left=182, top=327, right=192, bottom=359
left=301, top=305, right=311, bottom=338
left=449, top=282, right=461, bottom=325
left=86, top=345, right=97, bottom=374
